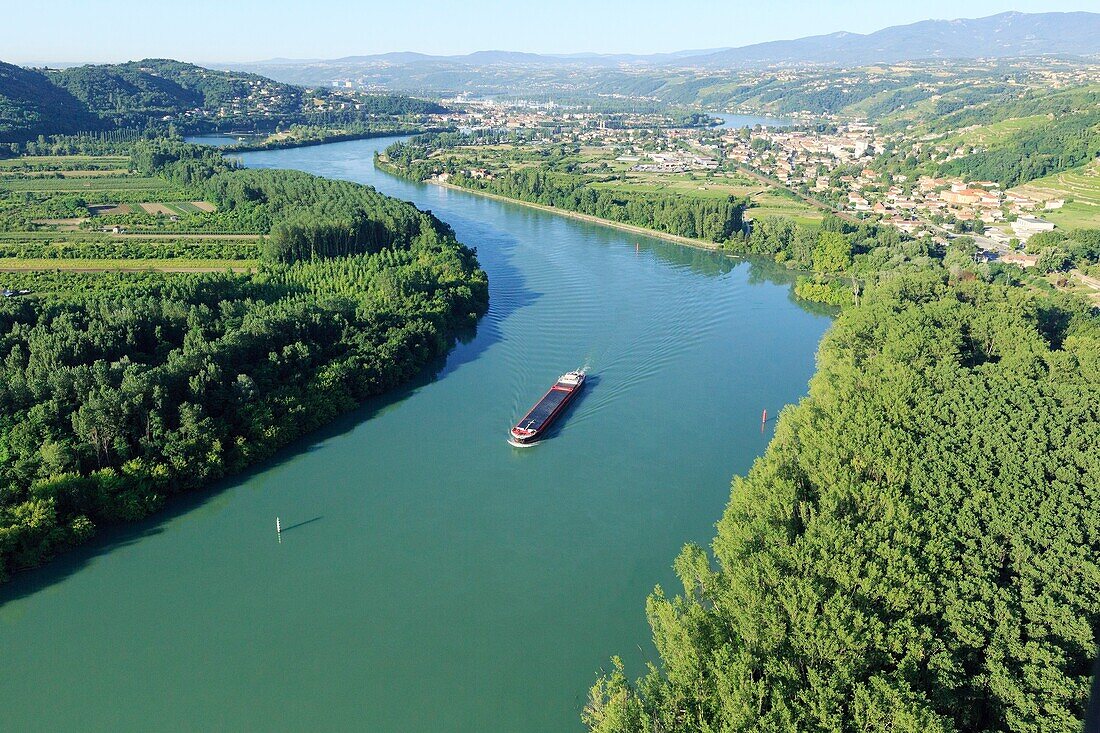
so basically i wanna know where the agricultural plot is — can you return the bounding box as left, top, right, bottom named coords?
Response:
left=0, top=231, right=109, bottom=241
left=590, top=173, right=823, bottom=226
left=0, top=235, right=259, bottom=263
left=84, top=201, right=216, bottom=217
left=0, top=155, right=130, bottom=171
left=18, top=169, right=131, bottom=178
left=0, top=258, right=255, bottom=272
left=938, top=115, right=1051, bottom=149
left=138, top=202, right=177, bottom=215
left=0, top=154, right=249, bottom=274
left=0, top=177, right=168, bottom=192
left=745, top=190, right=825, bottom=227
left=440, top=142, right=825, bottom=229
left=87, top=204, right=138, bottom=215
left=1012, top=160, right=1100, bottom=229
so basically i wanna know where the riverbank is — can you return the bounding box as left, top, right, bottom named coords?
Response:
left=374, top=154, right=725, bottom=252
left=429, top=178, right=724, bottom=252
left=376, top=159, right=858, bottom=307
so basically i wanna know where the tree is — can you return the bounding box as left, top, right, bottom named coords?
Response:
left=813, top=230, right=852, bottom=272
left=588, top=276, right=1100, bottom=733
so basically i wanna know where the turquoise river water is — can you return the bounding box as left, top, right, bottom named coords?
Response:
left=0, top=137, right=832, bottom=731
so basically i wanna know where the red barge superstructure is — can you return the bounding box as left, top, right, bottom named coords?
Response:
left=509, top=370, right=586, bottom=445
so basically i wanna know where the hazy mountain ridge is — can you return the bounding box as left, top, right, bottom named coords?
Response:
left=682, top=11, right=1100, bottom=67
left=230, top=11, right=1100, bottom=77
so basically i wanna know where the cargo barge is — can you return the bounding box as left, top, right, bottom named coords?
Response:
left=509, top=370, right=586, bottom=446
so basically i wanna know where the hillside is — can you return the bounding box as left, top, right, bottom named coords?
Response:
left=0, top=59, right=448, bottom=144
left=0, top=62, right=104, bottom=143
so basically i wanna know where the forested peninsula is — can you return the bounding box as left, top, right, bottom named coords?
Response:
left=0, top=141, right=488, bottom=580
left=584, top=274, right=1100, bottom=732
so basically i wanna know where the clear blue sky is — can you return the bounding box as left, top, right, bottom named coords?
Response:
left=8, top=0, right=1100, bottom=64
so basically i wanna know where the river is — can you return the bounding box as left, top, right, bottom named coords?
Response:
left=711, top=112, right=793, bottom=128
left=0, top=137, right=832, bottom=731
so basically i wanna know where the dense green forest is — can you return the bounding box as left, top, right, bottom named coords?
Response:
left=0, top=141, right=488, bottom=581
left=0, top=62, right=105, bottom=142
left=383, top=137, right=746, bottom=243
left=584, top=274, right=1100, bottom=732
left=939, top=112, right=1100, bottom=189
left=726, top=214, right=934, bottom=274
left=0, top=58, right=447, bottom=144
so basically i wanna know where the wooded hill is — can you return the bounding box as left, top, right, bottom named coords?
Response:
left=0, top=61, right=103, bottom=142
left=0, top=59, right=448, bottom=144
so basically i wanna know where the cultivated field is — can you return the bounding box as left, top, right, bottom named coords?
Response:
left=0, top=155, right=130, bottom=170
left=0, top=155, right=259, bottom=275
left=938, top=115, right=1051, bottom=149
left=1012, top=160, right=1100, bottom=229
left=0, top=176, right=168, bottom=192
left=0, top=259, right=255, bottom=272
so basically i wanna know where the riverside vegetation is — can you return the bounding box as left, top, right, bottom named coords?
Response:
left=384, top=128, right=1100, bottom=730
left=382, top=132, right=1100, bottom=308
left=382, top=134, right=948, bottom=304
left=380, top=134, right=750, bottom=245
left=0, top=139, right=488, bottom=580
left=583, top=273, right=1100, bottom=732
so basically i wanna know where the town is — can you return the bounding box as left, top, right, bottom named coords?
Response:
left=421, top=91, right=1092, bottom=276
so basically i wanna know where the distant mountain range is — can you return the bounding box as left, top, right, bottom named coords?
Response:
left=680, top=11, right=1100, bottom=68
left=234, top=11, right=1100, bottom=74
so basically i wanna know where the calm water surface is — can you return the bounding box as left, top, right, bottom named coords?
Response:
left=712, top=112, right=793, bottom=128
left=0, top=138, right=831, bottom=731
left=183, top=134, right=244, bottom=147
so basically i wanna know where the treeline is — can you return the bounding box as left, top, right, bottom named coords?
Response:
left=1023, top=228, right=1100, bottom=274
left=384, top=138, right=746, bottom=243
left=3, top=128, right=150, bottom=157
left=939, top=111, right=1100, bottom=188
left=585, top=273, right=1100, bottom=732
left=0, top=143, right=489, bottom=581
left=727, top=214, right=1044, bottom=306
left=727, top=214, right=926, bottom=274
left=454, top=168, right=746, bottom=243
left=0, top=239, right=256, bottom=261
